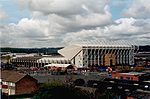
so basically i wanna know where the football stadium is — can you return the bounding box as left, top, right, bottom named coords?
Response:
left=58, top=40, right=138, bottom=68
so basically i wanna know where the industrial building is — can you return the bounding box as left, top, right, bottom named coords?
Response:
left=134, top=52, right=150, bottom=67
left=10, top=56, right=71, bottom=68
left=58, top=40, right=138, bottom=68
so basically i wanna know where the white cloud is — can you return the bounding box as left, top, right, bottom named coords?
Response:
left=124, top=0, right=150, bottom=18
left=1, top=17, right=150, bottom=47
left=0, top=0, right=112, bottom=47
left=63, top=18, right=150, bottom=45
left=1, top=0, right=150, bottom=47
left=18, top=0, right=112, bottom=31
left=0, top=18, right=56, bottom=47
left=27, top=0, right=112, bottom=29
left=27, top=0, right=109, bottom=16
left=75, top=5, right=112, bottom=27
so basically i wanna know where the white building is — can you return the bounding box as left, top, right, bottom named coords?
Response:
left=37, top=57, right=71, bottom=67
left=11, top=56, right=71, bottom=68
left=58, top=40, right=138, bottom=68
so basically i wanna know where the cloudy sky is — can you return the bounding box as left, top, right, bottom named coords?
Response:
left=0, top=0, right=150, bottom=48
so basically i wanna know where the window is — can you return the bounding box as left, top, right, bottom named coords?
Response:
left=9, top=82, right=15, bottom=86
left=3, top=81, right=8, bottom=85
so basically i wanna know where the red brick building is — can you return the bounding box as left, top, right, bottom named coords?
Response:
left=135, top=52, right=150, bottom=67
left=1, top=70, right=38, bottom=95
left=111, top=72, right=146, bottom=81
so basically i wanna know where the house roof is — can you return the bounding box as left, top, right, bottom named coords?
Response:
left=1, top=70, right=26, bottom=83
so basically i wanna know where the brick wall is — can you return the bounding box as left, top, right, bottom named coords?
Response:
left=104, top=54, right=116, bottom=66
left=15, top=75, right=38, bottom=95
left=111, top=73, right=139, bottom=81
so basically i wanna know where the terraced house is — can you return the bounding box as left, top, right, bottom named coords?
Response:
left=1, top=70, right=38, bottom=95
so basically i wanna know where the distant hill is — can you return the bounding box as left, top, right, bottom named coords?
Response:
left=0, top=45, right=149, bottom=54
left=0, top=47, right=63, bottom=55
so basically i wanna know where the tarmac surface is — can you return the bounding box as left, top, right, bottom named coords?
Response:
left=31, top=72, right=109, bottom=84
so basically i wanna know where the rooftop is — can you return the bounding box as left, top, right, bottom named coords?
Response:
left=73, top=40, right=138, bottom=47
left=1, top=70, right=26, bottom=83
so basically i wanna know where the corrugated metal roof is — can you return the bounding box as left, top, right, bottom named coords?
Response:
left=58, top=45, right=82, bottom=60
left=37, top=57, right=70, bottom=63
left=74, top=40, right=136, bottom=47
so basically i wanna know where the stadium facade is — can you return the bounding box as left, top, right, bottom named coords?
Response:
left=58, top=40, right=138, bottom=68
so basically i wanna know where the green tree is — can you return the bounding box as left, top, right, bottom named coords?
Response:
left=33, top=82, right=92, bottom=99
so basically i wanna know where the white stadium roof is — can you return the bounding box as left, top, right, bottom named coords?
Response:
left=58, top=40, right=138, bottom=60
left=58, top=45, right=82, bottom=60
left=73, top=40, right=137, bottom=47
left=37, top=57, right=70, bottom=63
